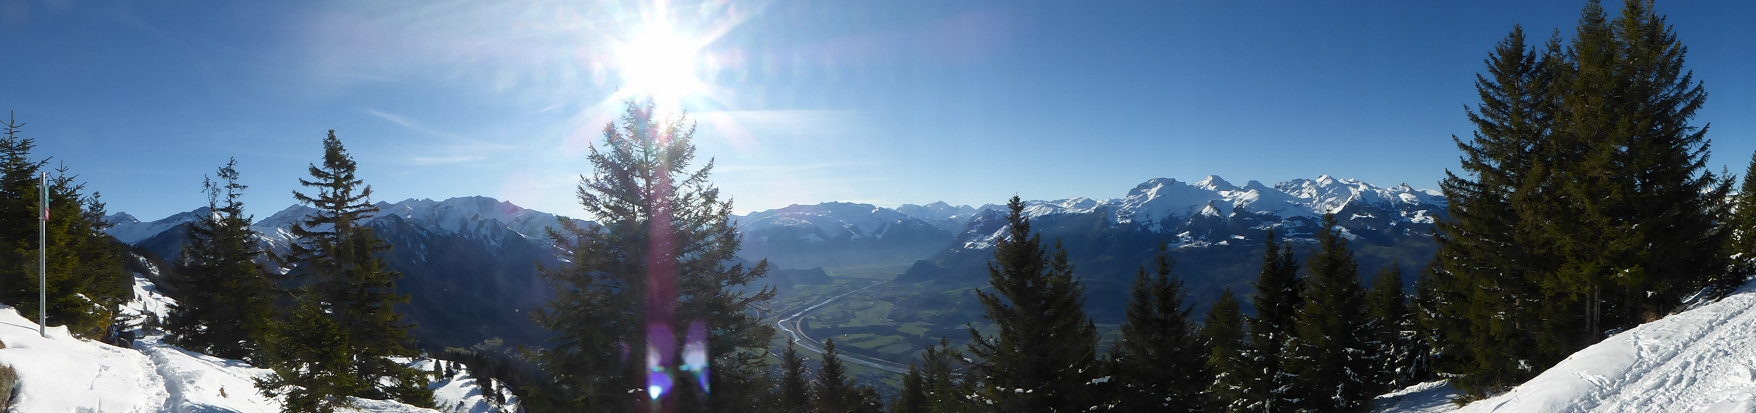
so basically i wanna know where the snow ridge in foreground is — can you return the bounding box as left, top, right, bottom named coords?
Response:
left=0, top=273, right=517, bottom=412
left=1375, top=279, right=1756, bottom=412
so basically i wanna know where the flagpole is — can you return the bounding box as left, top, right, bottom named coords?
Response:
left=39, top=172, right=46, bottom=338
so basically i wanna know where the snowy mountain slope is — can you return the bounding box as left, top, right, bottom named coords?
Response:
left=0, top=258, right=520, bottom=412
left=958, top=174, right=1446, bottom=250
left=106, top=208, right=210, bottom=245
left=1373, top=279, right=1756, bottom=413
left=108, top=197, right=578, bottom=349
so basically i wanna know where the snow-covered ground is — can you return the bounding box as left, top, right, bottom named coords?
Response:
left=0, top=272, right=519, bottom=412
left=1374, top=279, right=1756, bottom=412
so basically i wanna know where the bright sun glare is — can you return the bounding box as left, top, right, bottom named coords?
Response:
left=615, top=24, right=706, bottom=106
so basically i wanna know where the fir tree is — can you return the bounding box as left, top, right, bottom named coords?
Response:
left=895, top=365, right=928, bottom=413
left=1434, top=0, right=1732, bottom=396
left=1365, top=264, right=1417, bottom=392
left=255, top=296, right=366, bottom=413
left=1283, top=214, right=1374, bottom=412
left=1723, top=150, right=1756, bottom=291
left=261, top=130, right=431, bottom=408
left=814, top=338, right=853, bottom=413
left=967, top=196, right=1101, bottom=412
left=1227, top=230, right=1302, bottom=412
left=1431, top=24, right=1556, bottom=395
left=781, top=342, right=812, bottom=413
left=1201, top=288, right=1246, bottom=410
left=904, top=338, right=977, bottom=413
left=1110, top=242, right=1206, bottom=412
left=532, top=101, right=776, bottom=412
left=0, top=116, right=129, bottom=339
left=165, top=159, right=275, bottom=361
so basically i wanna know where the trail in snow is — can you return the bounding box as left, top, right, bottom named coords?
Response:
left=1376, top=279, right=1756, bottom=412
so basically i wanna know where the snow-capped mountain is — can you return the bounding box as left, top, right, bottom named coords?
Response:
left=107, top=196, right=587, bottom=350
left=895, top=201, right=985, bottom=233
left=962, top=174, right=1446, bottom=250
left=734, top=202, right=962, bottom=269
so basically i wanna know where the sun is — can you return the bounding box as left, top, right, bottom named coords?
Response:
left=615, top=23, right=707, bottom=107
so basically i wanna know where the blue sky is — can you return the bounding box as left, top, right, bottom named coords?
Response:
left=3, top=1, right=1755, bottom=221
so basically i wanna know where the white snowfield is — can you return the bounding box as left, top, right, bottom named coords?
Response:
left=0, top=275, right=517, bottom=412
left=1374, top=279, right=1756, bottom=412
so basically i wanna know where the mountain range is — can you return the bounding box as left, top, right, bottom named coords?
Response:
left=104, top=174, right=1448, bottom=351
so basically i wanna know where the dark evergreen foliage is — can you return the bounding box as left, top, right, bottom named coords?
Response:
left=164, top=159, right=274, bottom=361
left=0, top=113, right=130, bottom=339
left=1365, top=264, right=1419, bottom=392
left=531, top=101, right=775, bottom=412
left=967, top=196, right=1101, bottom=412
left=1283, top=214, right=1374, bottom=412
left=1432, top=0, right=1732, bottom=396
left=258, top=130, right=431, bottom=409
left=1110, top=242, right=1207, bottom=412
left=1226, top=230, right=1302, bottom=412
left=897, top=338, right=976, bottom=413
left=1200, top=288, right=1246, bottom=411
left=255, top=296, right=366, bottom=413
left=781, top=342, right=812, bottom=413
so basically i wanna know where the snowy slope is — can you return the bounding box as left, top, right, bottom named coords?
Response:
left=0, top=265, right=520, bottom=412
left=1373, top=279, right=1756, bottom=412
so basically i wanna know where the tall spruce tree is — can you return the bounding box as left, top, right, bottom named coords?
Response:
left=1201, top=288, right=1246, bottom=411
left=0, top=115, right=129, bottom=339
left=165, top=159, right=275, bottom=361
left=1434, top=0, right=1732, bottom=396
left=1283, top=214, right=1374, bottom=412
left=1722, top=150, right=1756, bottom=292
left=899, top=338, right=976, bottom=413
left=532, top=101, right=776, bottom=412
left=255, top=296, right=366, bottom=413
left=1365, top=264, right=1418, bottom=392
left=259, top=130, right=431, bottom=408
left=967, top=196, right=1101, bottom=412
left=814, top=338, right=854, bottom=413
left=781, top=342, right=812, bottom=413
left=1226, top=230, right=1302, bottom=412
left=1110, top=243, right=1206, bottom=412
left=1431, top=24, right=1556, bottom=395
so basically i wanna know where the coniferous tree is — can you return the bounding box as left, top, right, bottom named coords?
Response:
left=1110, top=243, right=1206, bottom=412
left=165, top=159, right=275, bottom=361
left=259, top=130, right=431, bottom=408
left=1226, top=230, right=1302, bottom=412
left=904, top=338, right=976, bottom=413
left=1434, top=0, right=1732, bottom=396
left=1365, top=264, right=1417, bottom=392
left=1283, top=214, right=1374, bottom=412
left=781, top=342, right=812, bottom=413
left=967, top=196, right=1101, bottom=412
left=0, top=115, right=129, bottom=339
left=532, top=101, right=776, bottom=412
left=814, top=339, right=854, bottom=413
left=1201, top=288, right=1246, bottom=410
left=895, top=365, right=928, bottom=413
left=1722, top=150, right=1756, bottom=292
left=1430, top=24, right=1556, bottom=395
left=256, top=296, right=365, bottom=413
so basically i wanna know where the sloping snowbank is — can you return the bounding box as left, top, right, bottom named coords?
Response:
left=0, top=273, right=519, bottom=412
left=1374, top=280, right=1756, bottom=412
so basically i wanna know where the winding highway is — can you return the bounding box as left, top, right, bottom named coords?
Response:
left=775, top=280, right=910, bottom=375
